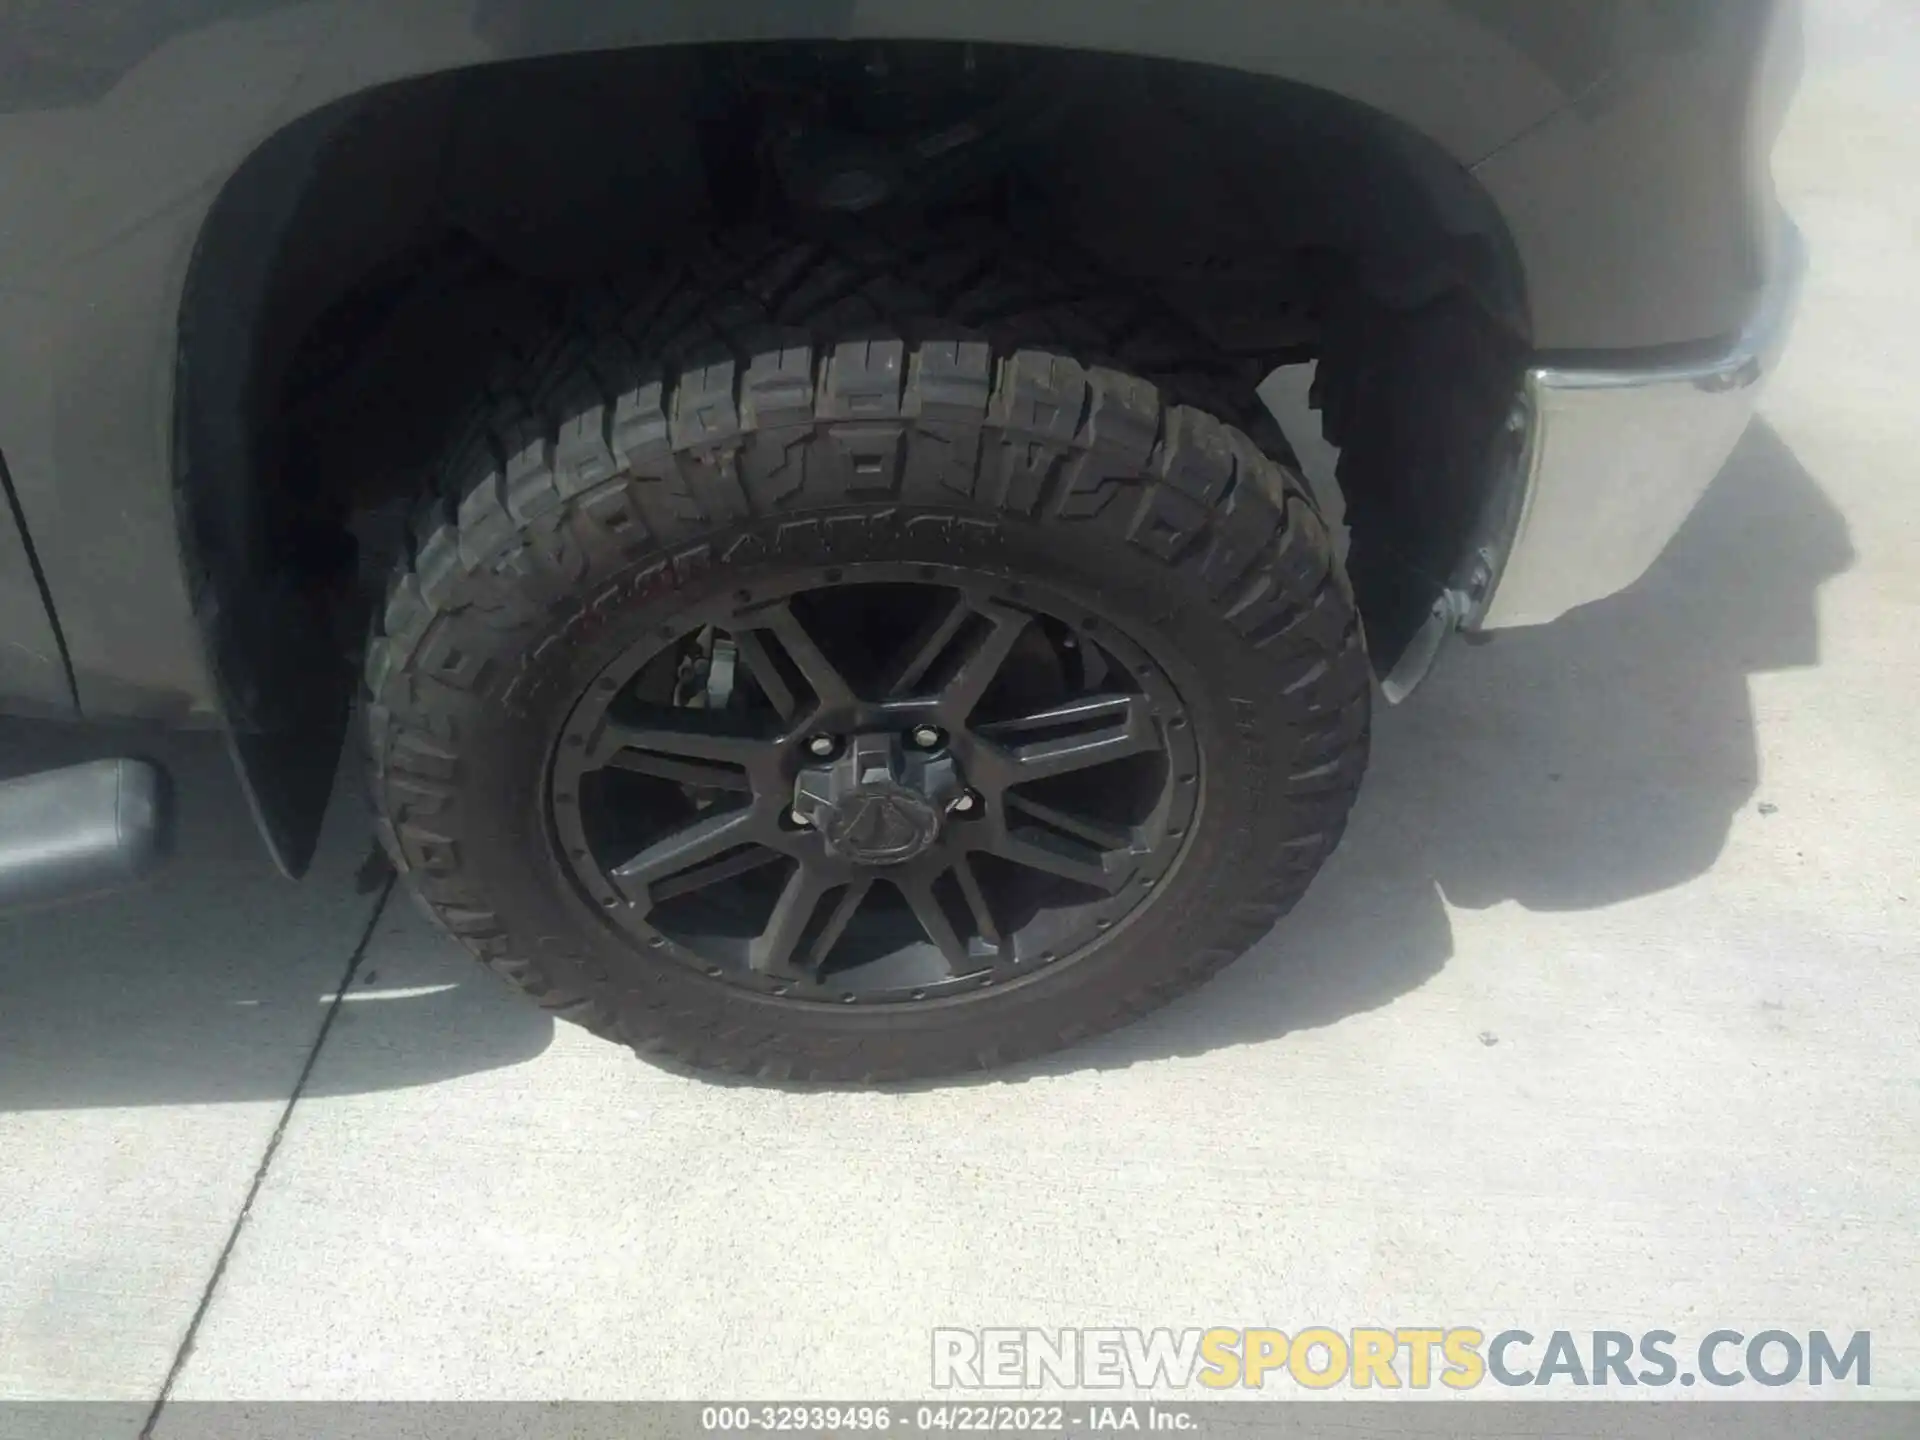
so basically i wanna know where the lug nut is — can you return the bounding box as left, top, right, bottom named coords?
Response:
left=790, top=809, right=811, bottom=827
left=911, top=725, right=943, bottom=749
left=949, top=791, right=978, bottom=814
left=806, top=734, right=836, bottom=757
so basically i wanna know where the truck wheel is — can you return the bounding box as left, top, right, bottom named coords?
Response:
left=365, top=236, right=1370, bottom=1081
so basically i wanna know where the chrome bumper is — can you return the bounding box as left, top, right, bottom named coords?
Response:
left=1474, top=215, right=1807, bottom=630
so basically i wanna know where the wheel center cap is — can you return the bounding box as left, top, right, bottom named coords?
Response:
left=793, top=732, right=959, bottom=867
left=821, top=785, right=943, bottom=864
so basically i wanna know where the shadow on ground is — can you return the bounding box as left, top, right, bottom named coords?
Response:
left=0, top=724, right=553, bottom=1111
left=1042, top=419, right=1854, bottom=1072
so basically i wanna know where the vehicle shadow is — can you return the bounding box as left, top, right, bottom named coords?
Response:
left=1036, top=418, right=1853, bottom=1073
left=0, top=724, right=553, bottom=1111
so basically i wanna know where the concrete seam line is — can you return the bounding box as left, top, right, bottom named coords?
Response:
left=140, top=874, right=396, bottom=1439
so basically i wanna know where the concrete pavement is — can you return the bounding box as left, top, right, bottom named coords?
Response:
left=3, top=0, right=1917, bottom=1417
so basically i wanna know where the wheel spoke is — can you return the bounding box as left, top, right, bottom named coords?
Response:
left=1003, top=793, right=1131, bottom=854
left=649, top=843, right=786, bottom=904
left=611, top=808, right=762, bottom=906
left=883, top=593, right=973, bottom=698
left=986, top=829, right=1130, bottom=893
left=902, top=877, right=975, bottom=975
left=602, top=750, right=753, bottom=791
left=949, top=854, right=1003, bottom=951
left=730, top=629, right=799, bottom=724
left=980, top=694, right=1158, bottom=782
left=744, top=602, right=856, bottom=712
left=938, top=608, right=1030, bottom=722
left=806, top=879, right=873, bottom=971
left=749, top=866, right=830, bottom=976
left=595, top=719, right=769, bottom=775
left=977, top=693, right=1139, bottom=737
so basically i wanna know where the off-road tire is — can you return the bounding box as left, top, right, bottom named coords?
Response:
left=364, top=234, right=1370, bottom=1082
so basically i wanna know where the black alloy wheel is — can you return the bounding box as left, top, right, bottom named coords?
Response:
left=549, top=570, right=1200, bottom=1004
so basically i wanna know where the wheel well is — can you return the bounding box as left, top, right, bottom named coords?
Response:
left=176, top=41, right=1528, bottom=826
